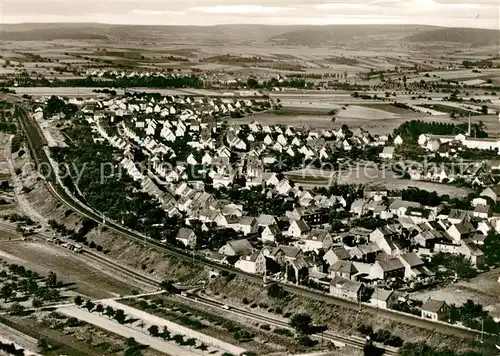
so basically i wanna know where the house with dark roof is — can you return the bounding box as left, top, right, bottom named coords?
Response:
left=371, top=258, right=405, bottom=280
left=349, top=243, right=382, bottom=263
left=398, top=253, right=434, bottom=280
left=287, top=206, right=323, bottom=226
left=235, top=250, right=266, bottom=274
left=287, top=219, right=310, bottom=238
left=447, top=222, right=475, bottom=242
left=261, top=225, right=281, bottom=242
left=323, top=247, right=350, bottom=266
left=473, top=204, right=490, bottom=219
left=328, top=261, right=358, bottom=280
left=421, top=298, right=449, bottom=321
left=218, top=239, right=253, bottom=256
left=176, top=228, right=197, bottom=248
left=329, top=276, right=364, bottom=302
left=414, top=229, right=443, bottom=249
left=369, top=288, right=396, bottom=309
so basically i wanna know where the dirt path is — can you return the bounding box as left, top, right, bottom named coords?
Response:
left=3, top=134, right=47, bottom=224
left=0, top=322, right=40, bottom=355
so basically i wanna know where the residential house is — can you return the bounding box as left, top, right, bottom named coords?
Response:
left=287, top=206, right=323, bottom=226
left=473, top=205, right=490, bottom=219
left=349, top=243, right=382, bottom=263
left=350, top=199, right=367, bottom=216
left=176, top=228, right=197, bottom=248
left=323, top=247, right=350, bottom=266
left=236, top=216, right=258, bottom=236
left=421, top=299, right=449, bottom=321
left=379, top=146, right=395, bottom=160
left=257, top=214, right=277, bottom=228
left=370, top=289, right=397, bottom=309
left=480, top=185, right=500, bottom=203
left=329, top=276, right=363, bottom=302
left=447, top=222, right=475, bottom=242
left=394, top=135, right=403, bottom=146
left=371, top=259, right=405, bottom=280
left=261, top=225, right=281, bottom=243
left=398, top=253, right=431, bottom=280
left=235, top=250, right=266, bottom=274
left=370, top=226, right=401, bottom=255
left=219, top=239, right=253, bottom=256
left=301, top=229, right=333, bottom=252
left=389, top=200, right=422, bottom=216
left=328, top=261, right=358, bottom=280
left=287, top=220, right=310, bottom=238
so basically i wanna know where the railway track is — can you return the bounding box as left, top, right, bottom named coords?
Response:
left=184, top=293, right=399, bottom=355
left=12, top=103, right=496, bottom=346
left=80, top=249, right=160, bottom=288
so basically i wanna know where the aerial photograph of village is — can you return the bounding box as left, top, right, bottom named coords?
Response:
left=0, top=1, right=499, bottom=355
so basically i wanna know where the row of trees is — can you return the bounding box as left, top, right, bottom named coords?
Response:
left=393, top=120, right=488, bottom=144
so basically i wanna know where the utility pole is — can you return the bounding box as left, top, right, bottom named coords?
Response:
left=481, top=318, right=484, bottom=344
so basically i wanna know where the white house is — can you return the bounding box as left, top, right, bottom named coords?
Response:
left=379, top=146, right=395, bottom=160
left=287, top=220, right=310, bottom=238
left=235, top=250, right=266, bottom=274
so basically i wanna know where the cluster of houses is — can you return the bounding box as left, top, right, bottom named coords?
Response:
left=379, top=133, right=500, bottom=185
left=39, top=92, right=500, bottom=319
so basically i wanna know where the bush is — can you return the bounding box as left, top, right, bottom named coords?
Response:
left=259, top=324, right=271, bottom=331
left=274, top=328, right=293, bottom=337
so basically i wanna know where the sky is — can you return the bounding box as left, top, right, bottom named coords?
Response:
left=1, top=0, right=499, bottom=29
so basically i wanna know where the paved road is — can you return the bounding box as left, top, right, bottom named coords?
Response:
left=12, top=102, right=498, bottom=346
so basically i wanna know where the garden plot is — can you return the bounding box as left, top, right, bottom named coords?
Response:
left=78, top=299, right=245, bottom=356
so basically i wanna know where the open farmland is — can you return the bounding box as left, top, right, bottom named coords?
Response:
left=0, top=240, right=143, bottom=298
left=286, top=168, right=472, bottom=197
left=336, top=105, right=400, bottom=120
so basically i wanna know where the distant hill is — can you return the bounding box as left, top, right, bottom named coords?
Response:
left=404, top=28, right=500, bottom=46
left=0, top=28, right=107, bottom=41
left=266, top=25, right=437, bottom=45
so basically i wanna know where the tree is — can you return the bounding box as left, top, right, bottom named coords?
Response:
left=105, top=305, right=115, bottom=318
left=290, top=313, right=313, bottom=335
left=46, top=271, right=57, bottom=288
left=32, top=297, right=43, bottom=308
left=114, top=309, right=126, bottom=324
left=37, top=338, right=51, bottom=352
left=74, top=295, right=83, bottom=306
left=1, top=284, right=13, bottom=302
left=267, top=284, right=288, bottom=299
left=172, top=334, right=185, bottom=345
left=95, top=303, right=104, bottom=314
left=148, top=325, right=159, bottom=337
left=85, top=300, right=95, bottom=312
left=185, top=338, right=197, bottom=348
left=161, top=326, right=170, bottom=340
left=481, top=105, right=488, bottom=115
left=8, top=303, right=24, bottom=315
left=246, top=77, right=259, bottom=89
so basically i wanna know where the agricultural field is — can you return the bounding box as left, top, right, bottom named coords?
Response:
left=286, top=167, right=472, bottom=197
left=0, top=240, right=141, bottom=298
